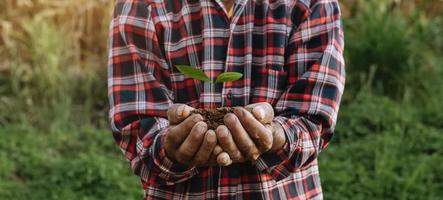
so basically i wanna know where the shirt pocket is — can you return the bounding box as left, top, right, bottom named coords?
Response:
left=250, top=68, right=288, bottom=106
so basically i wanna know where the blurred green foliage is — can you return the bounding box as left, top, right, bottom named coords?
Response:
left=0, top=126, right=142, bottom=199
left=320, top=1, right=443, bottom=199
left=0, top=0, right=442, bottom=199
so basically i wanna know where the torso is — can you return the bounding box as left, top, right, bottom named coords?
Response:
left=140, top=0, right=324, bottom=199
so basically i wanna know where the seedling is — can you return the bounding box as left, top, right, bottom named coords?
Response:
left=175, top=65, right=244, bottom=129
left=175, top=65, right=243, bottom=83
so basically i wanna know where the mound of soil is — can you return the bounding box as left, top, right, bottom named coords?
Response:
left=191, top=107, right=234, bottom=130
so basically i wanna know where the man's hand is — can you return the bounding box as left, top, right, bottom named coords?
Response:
left=164, top=104, right=217, bottom=167
left=215, top=102, right=287, bottom=165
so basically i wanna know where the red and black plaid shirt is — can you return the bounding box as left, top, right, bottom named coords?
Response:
left=108, top=0, right=345, bottom=199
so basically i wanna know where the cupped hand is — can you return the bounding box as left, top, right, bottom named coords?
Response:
left=214, top=102, right=287, bottom=165
left=164, top=104, right=218, bottom=167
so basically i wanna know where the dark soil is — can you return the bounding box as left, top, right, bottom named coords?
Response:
left=191, top=107, right=234, bottom=130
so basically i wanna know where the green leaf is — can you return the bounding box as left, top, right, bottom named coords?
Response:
left=175, top=65, right=210, bottom=82
left=215, top=72, right=243, bottom=83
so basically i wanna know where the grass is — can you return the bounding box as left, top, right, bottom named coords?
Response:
left=318, top=1, right=443, bottom=199
left=320, top=94, right=443, bottom=200
left=0, top=0, right=442, bottom=199
left=0, top=125, right=143, bottom=200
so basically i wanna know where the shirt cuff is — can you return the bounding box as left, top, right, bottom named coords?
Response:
left=150, top=129, right=198, bottom=184
left=254, top=116, right=298, bottom=179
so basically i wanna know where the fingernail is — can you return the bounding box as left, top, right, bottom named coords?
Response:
left=217, top=155, right=226, bottom=163
left=233, top=107, right=244, bottom=117
left=254, top=108, right=265, bottom=120
left=207, top=131, right=216, bottom=143
left=213, top=145, right=223, bottom=155
left=193, top=115, right=203, bottom=122
left=197, top=122, right=207, bottom=132
left=217, top=153, right=232, bottom=166
left=184, top=106, right=193, bottom=117
left=218, top=128, right=228, bottom=138
left=217, top=125, right=228, bottom=138
left=221, top=158, right=229, bottom=164
left=225, top=114, right=236, bottom=124
left=232, top=151, right=242, bottom=160
left=177, top=105, right=184, bottom=117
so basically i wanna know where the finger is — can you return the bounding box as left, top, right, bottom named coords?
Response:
left=163, top=136, right=178, bottom=162
left=224, top=113, right=261, bottom=161
left=213, top=145, right=223, bottom=156
left=245, top=102, right=274, bottom=124
left=208, top=151, right=221, bottom=165
left=168, top=104, right=195, bottom=124
left=205, top=147, right=221, bottom=167
left=167, top=114, right=204, bottom=145
left=175, top=122, right=208, bottom=165
left=233, top=107, right=273, bottom=152
left=216, top=152, right=232, bottom=166
left=209, top=145, right=224, bottom=165
left=194, top=130, right=217, bottom=166
left=268, top=122, right=287, bottom=152
left=216, top=125, right=244, bottom=162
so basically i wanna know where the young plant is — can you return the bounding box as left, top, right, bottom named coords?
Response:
left=175, top=65, right=243, bottom=83
left=175, top=65, right=244, bottom=129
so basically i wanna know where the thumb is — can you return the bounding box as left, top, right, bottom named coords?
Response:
left=246, top=102, right=274, bottom=124
left=167, top=104, right=194, bottom=124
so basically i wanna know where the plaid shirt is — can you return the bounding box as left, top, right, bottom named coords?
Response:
left=108, top=0, right=345, bottom=199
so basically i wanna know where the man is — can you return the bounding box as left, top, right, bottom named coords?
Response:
left=108, top=0, right=345, bottom=199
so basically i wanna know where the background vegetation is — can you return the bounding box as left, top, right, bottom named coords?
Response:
left=0, top=0, right=442, bottom=199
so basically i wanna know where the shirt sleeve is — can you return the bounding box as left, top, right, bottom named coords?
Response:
left=255, top=0, right=346, bottom=181
left=108, top=0, right=197, bottom=186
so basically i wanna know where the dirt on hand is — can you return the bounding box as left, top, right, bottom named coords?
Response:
left=191, top=107, right=234, bottom=130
